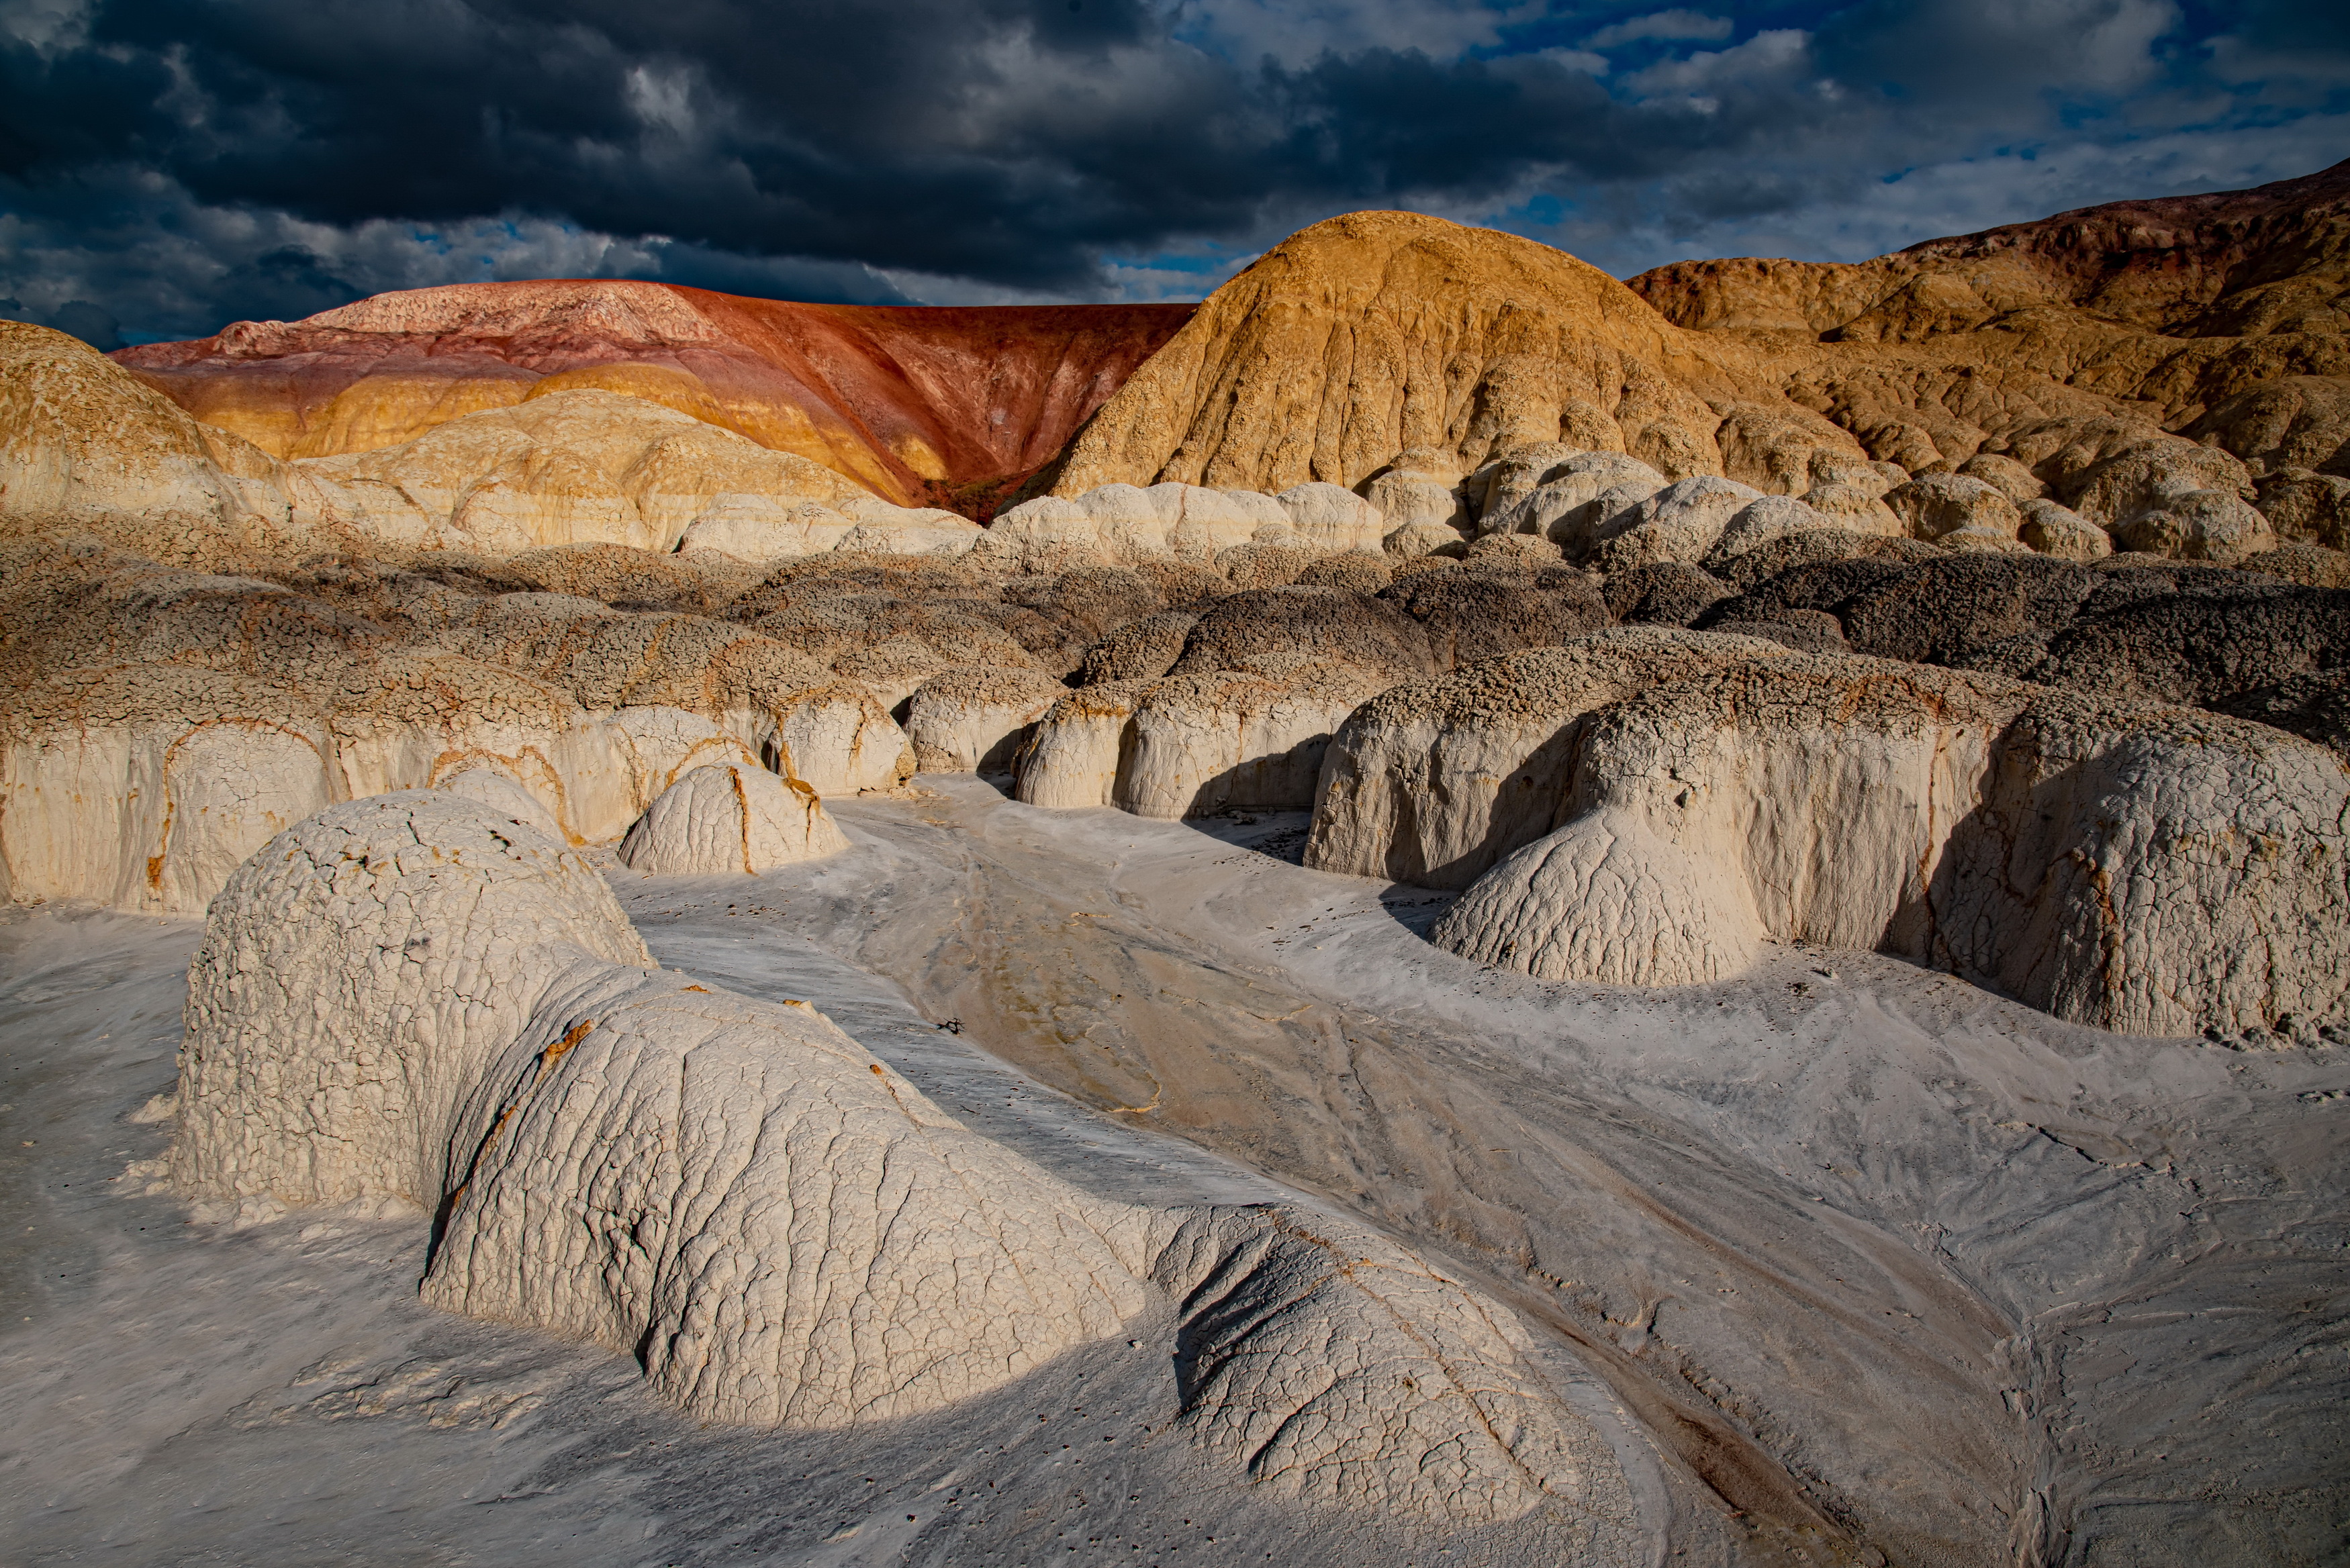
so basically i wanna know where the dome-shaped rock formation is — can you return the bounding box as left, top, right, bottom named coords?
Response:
left=616, top=761, right=849, bottom=874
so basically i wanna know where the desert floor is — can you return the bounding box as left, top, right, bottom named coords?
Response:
left=5, top=779, right=2343, bottom=1567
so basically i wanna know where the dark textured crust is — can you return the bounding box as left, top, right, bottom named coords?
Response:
left=1375, top=569, right=1609, bottom=668
left=2031, top=584, right=2350, bottom=707
left=1078, top=611, right=1198, bottom=686
left=1689, top=551, right=2350, bottom=726
left=1002, top=566, right=1169, bottom=644
left=1706, top=613, right=1848, bottom=654
left=1293, top=552, right=1395, bottom=593
left=2213, top=669, right=2350, bottom=756
left=1603, top=561, right=1732, bottom=626
left=1172, top=586, right=1441, bottom=681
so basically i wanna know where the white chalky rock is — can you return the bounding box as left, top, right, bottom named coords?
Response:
left=172, top=793, right=1145, bottom=1422
left=168, top=791, right=1624, bottom=1522
left=834, top=496, right=986, bottom=556
left=1014, top=680, right=1162, bottom=808
left=1276, top=482, right=1386, bottom=551
left=616, top=763, right=849, bottom=875
left=758, top=683, right=914, bottom=796
left=904, top=667, right=1071, bottom=775
left=1429, top=654, right=2350, bottom=1037
left=994, top=485, right=1318, bottom=567
left=1160, top=487, right=1292, bottom=552
left=1470, top=443, right=1590, bottom=522
left=1382, top=521, right=1467, bottom=558
left=1115, top=666, right=1384, bottom=819
left=1480, top=452, right=1665, bottom=545
left=1305, top=630, right=1797, bottom=889
left=436, top=767, right=561, bottom=839
left=1884, top=474, right=2024, bottom=542
left=1074, top=483, right=1178, bottom=556
left=2018, top=499, right=2114, bottom=560
left=1584, top=475, right=1762, bottom=569
left=677, top=496, right=858, bottom=560
left=2114, top=489, right=2279, bottom=565
left=978, top=495, right=1107, bottom=569
left=1703, top=495, right=1840, bottom=566
left=0, top=687, right=773, bottom=911
left=1799, top=481, right=1906, bottom=536
left=1362, top=473, right=1468, bottom=532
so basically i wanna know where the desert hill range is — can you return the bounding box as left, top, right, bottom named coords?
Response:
left=3, top=160, right=2347, bottom=1568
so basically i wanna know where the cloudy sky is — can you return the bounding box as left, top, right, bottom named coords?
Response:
left=2, top=0, right=2343, bottom=346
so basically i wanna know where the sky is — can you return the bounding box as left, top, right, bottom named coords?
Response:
left=1, top=0, right=2344, bottom=347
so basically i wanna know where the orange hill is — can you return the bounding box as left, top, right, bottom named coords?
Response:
left=113, top=283, right=1194, bottom=517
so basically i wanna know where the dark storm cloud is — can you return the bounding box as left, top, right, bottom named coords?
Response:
left=0, top=0, right=2344, bottom=342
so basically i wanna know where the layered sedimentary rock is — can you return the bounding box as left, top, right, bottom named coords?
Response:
left=3, top=326, right=983, bottom=567
left=171, top=791, right=1625, bottom=1522
left=1426, top=650, right=2350, bottom=1037
left=1626, top=160, right=2350, bottom=501
left=115, top=283, right=1194, bottom=512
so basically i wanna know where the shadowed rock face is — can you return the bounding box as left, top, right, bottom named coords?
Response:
left=113, top=282, right=1196, bottom=516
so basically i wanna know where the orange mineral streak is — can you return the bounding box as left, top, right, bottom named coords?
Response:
left=113, top=281, right=1196, bottom=517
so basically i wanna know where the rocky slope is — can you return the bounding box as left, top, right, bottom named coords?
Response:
left=114, top=283, right=1194, bottom=514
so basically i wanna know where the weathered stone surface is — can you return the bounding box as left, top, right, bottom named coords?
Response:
left=2018, top=499, right=2113, bottom=560
left=2112, top=489, right=2279, bottom=565
left=1305, top=629, right=1795, bottom=889
left=1885, top=473, right=2024, bottom=542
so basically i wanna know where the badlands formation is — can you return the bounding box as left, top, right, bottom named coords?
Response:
left=4, top=162, right=2348, bottom=1567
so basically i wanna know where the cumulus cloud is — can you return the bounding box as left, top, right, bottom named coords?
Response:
left=0, top=0, right=2341, bottom=342
left=1583, top=9, right=1732, bottom=50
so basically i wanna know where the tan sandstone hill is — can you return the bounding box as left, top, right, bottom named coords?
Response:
left=1048, top=209, right=1792, bottom=496
left=1050, top=165, right=2349, bottom=518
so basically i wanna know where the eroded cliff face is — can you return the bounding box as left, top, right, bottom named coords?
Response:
left=113, top=283, right=1195, bottom=515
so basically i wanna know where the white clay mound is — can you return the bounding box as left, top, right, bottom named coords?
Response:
left=616, top=762, right=849, bottom=875
left=1428, top=652, right=2350, bottom=1037
left=168, top=791, right=1619, bottom=1520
